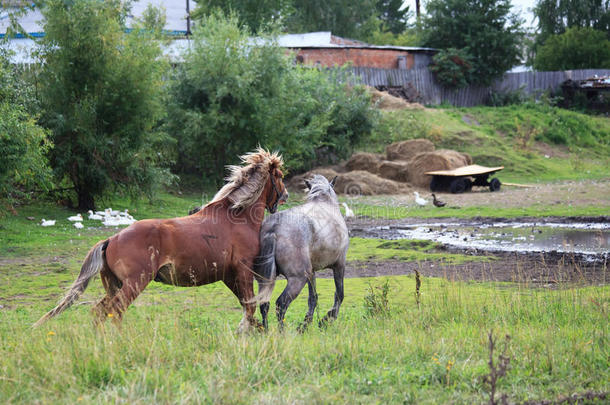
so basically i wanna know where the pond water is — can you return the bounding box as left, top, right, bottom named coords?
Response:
left=355, top=221, right=610, bottom=260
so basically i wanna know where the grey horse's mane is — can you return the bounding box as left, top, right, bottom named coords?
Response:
left=207, top=148, right=284, bottom=210
left=305, top=175, right=338, bottom=203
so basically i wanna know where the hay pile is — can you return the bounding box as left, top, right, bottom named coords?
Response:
left=386, top=139, right=435, bottom=161
left=407, top=150, right=472, bottom=187
left=368, top=87, right=425, bottom=111
left=288, top=168, right=410, bottom=196
left=344, top=152, right=382, bottom=173
left=378, top=160, right=409, bottom=182
left=288, top=138, right=472, bottom=195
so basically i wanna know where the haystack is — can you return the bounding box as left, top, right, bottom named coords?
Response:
left=344, top=152, right=382, bottom=174
left=386, top=139, right=435, bottom=161
left=407, top=150, right=472, bottom=187
left=334, top=171, right=411, bottom=195
left=287, top=168, right=339, bottom=191
left=288, top=169, right=410, bottom=195
left=378, top=160, right=409, bottom=182
left=368, top=87, right=425, bottom=111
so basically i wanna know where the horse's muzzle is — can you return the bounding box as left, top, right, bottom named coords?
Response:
left=279, top=191, right=289, bottom=205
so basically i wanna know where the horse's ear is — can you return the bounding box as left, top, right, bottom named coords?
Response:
left=304, top=180, right=311, bottom=190
left=329, top=176, right=337, bottom=188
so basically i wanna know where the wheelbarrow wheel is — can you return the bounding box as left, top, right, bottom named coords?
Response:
left=450, top=178, right=467, bottom=194
left=489, top=178, right=501, bottom=192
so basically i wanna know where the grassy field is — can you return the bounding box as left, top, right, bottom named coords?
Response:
left=1, top=190, right=608, bottom=404
left=2, top=103, right=609, bottom=403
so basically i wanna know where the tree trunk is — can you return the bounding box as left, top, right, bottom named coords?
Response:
left=76, top=188, right=96, bottom=211
left=415, top=0, right=421, bottom=19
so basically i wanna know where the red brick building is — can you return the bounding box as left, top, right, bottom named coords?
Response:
left=279, top=32, right=437, bottom=70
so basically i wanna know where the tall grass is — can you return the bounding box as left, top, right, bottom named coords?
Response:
left=1, top=273, right=607, bottom=404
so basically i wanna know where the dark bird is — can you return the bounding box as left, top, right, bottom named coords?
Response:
left=431, top=194, right=446, bottom=208
left=188, top=206, right=201, bottom=215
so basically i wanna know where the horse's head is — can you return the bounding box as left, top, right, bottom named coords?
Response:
left=304, top=174, right=338, bottom=203
left=266, top=166, right=288, bottom=214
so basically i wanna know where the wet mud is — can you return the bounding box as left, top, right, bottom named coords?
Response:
left=321, top=216, right=609, bottom=285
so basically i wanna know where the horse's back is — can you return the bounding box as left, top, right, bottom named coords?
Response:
left=266, top=202, right=348, bottom=271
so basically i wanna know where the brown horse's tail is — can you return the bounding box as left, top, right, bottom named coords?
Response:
left=33, top=239, right=109, bottom=328
left=249, top=234, right=277, bottom=305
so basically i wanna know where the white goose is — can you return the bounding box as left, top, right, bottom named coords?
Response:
left=41, top=219, right=56, bottom=227
left=414, top=191, right=428, bottom=207
left=67, top=213, right=83, bottom=222
left=73, top=222, right=84, bottom=229
left=102, top=215, right=121, bottom=227
left=87, top=210, right=103, bottom=220
left=342, top=202, right=355, bottom=218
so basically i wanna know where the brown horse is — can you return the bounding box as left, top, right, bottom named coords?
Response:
left=34, top=149, right=288, bottom=332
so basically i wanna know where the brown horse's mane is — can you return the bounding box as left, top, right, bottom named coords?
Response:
left=206, top=148, right=284, bottom=210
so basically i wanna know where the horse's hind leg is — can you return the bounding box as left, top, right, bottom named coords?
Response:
left=297, top=276, right=317, bottom=333
left=105, top=271, right=153, bottom=325
left=92, top=265, right=121, bottom=325
left=276, top=276, right=308, bottom=330
left=320, top=262, right=345, bottom=327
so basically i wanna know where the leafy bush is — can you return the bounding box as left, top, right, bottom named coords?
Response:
left=38, top=0, right=173, bottom=209
left=0, top=51, right=52, bottom=205
left=166, top=12, right=377, bottom=185
left=429, top=48, right=475, bottom=89
left=486, top=86, right=527, bottom=106
left=534, top=27, right=610, bottom=71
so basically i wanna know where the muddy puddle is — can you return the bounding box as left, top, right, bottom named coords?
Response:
left=351, top=221, right=609, bottom=262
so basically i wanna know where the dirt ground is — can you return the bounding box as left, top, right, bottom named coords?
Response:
left=354, top=179, right=610, bottom=209
left=315, top=180, right=610, bottom=286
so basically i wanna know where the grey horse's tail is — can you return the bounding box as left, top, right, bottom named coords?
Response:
left=33, top=239, right=109, bottom=328
left=250, top=234, right=277, bottom=304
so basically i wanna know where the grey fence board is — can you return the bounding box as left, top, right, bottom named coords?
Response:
left=343, top=67, right=610, bottom=107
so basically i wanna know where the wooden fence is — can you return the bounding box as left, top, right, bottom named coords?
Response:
left=344, top=67, right=610, bottom=107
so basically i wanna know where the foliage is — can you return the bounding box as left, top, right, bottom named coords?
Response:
left=421, top=0, right=524, bottom=85
left=534, top=0, right=610, bottom=45
left=137, top=2, right=167, bottom=37
left=429, top=48, right=476, bottom=89
left=375, top=0, right=409, bottom=34
left=166, top=12, right=377, bottom=185
left=37, top=0, right=173, bottom=209
left=486, top=86, right=528, bottom=106
left=365, top=28, right=421, bottom=46
left=533, top=27, right=610, bottom=70
left=285, top=0, right=379, bottom=41
left=192, top=0, right=292, bottom=33
left=0, top=50, right=52, bottom=205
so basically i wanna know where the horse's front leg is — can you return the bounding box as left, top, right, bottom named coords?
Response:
left=320, top=262, right=345, bottom=327
left=225, top=262, right=261, bottom=333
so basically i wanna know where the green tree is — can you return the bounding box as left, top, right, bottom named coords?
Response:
left=166, top=12, right=376, bottom=185
left=534, top=0, right=610, bottom=44
left=286, top=0, right=379, bottom=40
left=38, top=0, right=172, bottom=209
left=376, top=0, right=409, bottom=34
left=0, top=49, right=53, bottom=205
left=192, top=0, right=292, bottom=33
left=534, top=27, right=610, bottom=70
left=422, top=0, right=524, bottom=85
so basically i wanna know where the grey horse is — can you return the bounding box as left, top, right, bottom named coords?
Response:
left=253, top=174, right=349, bottom=330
